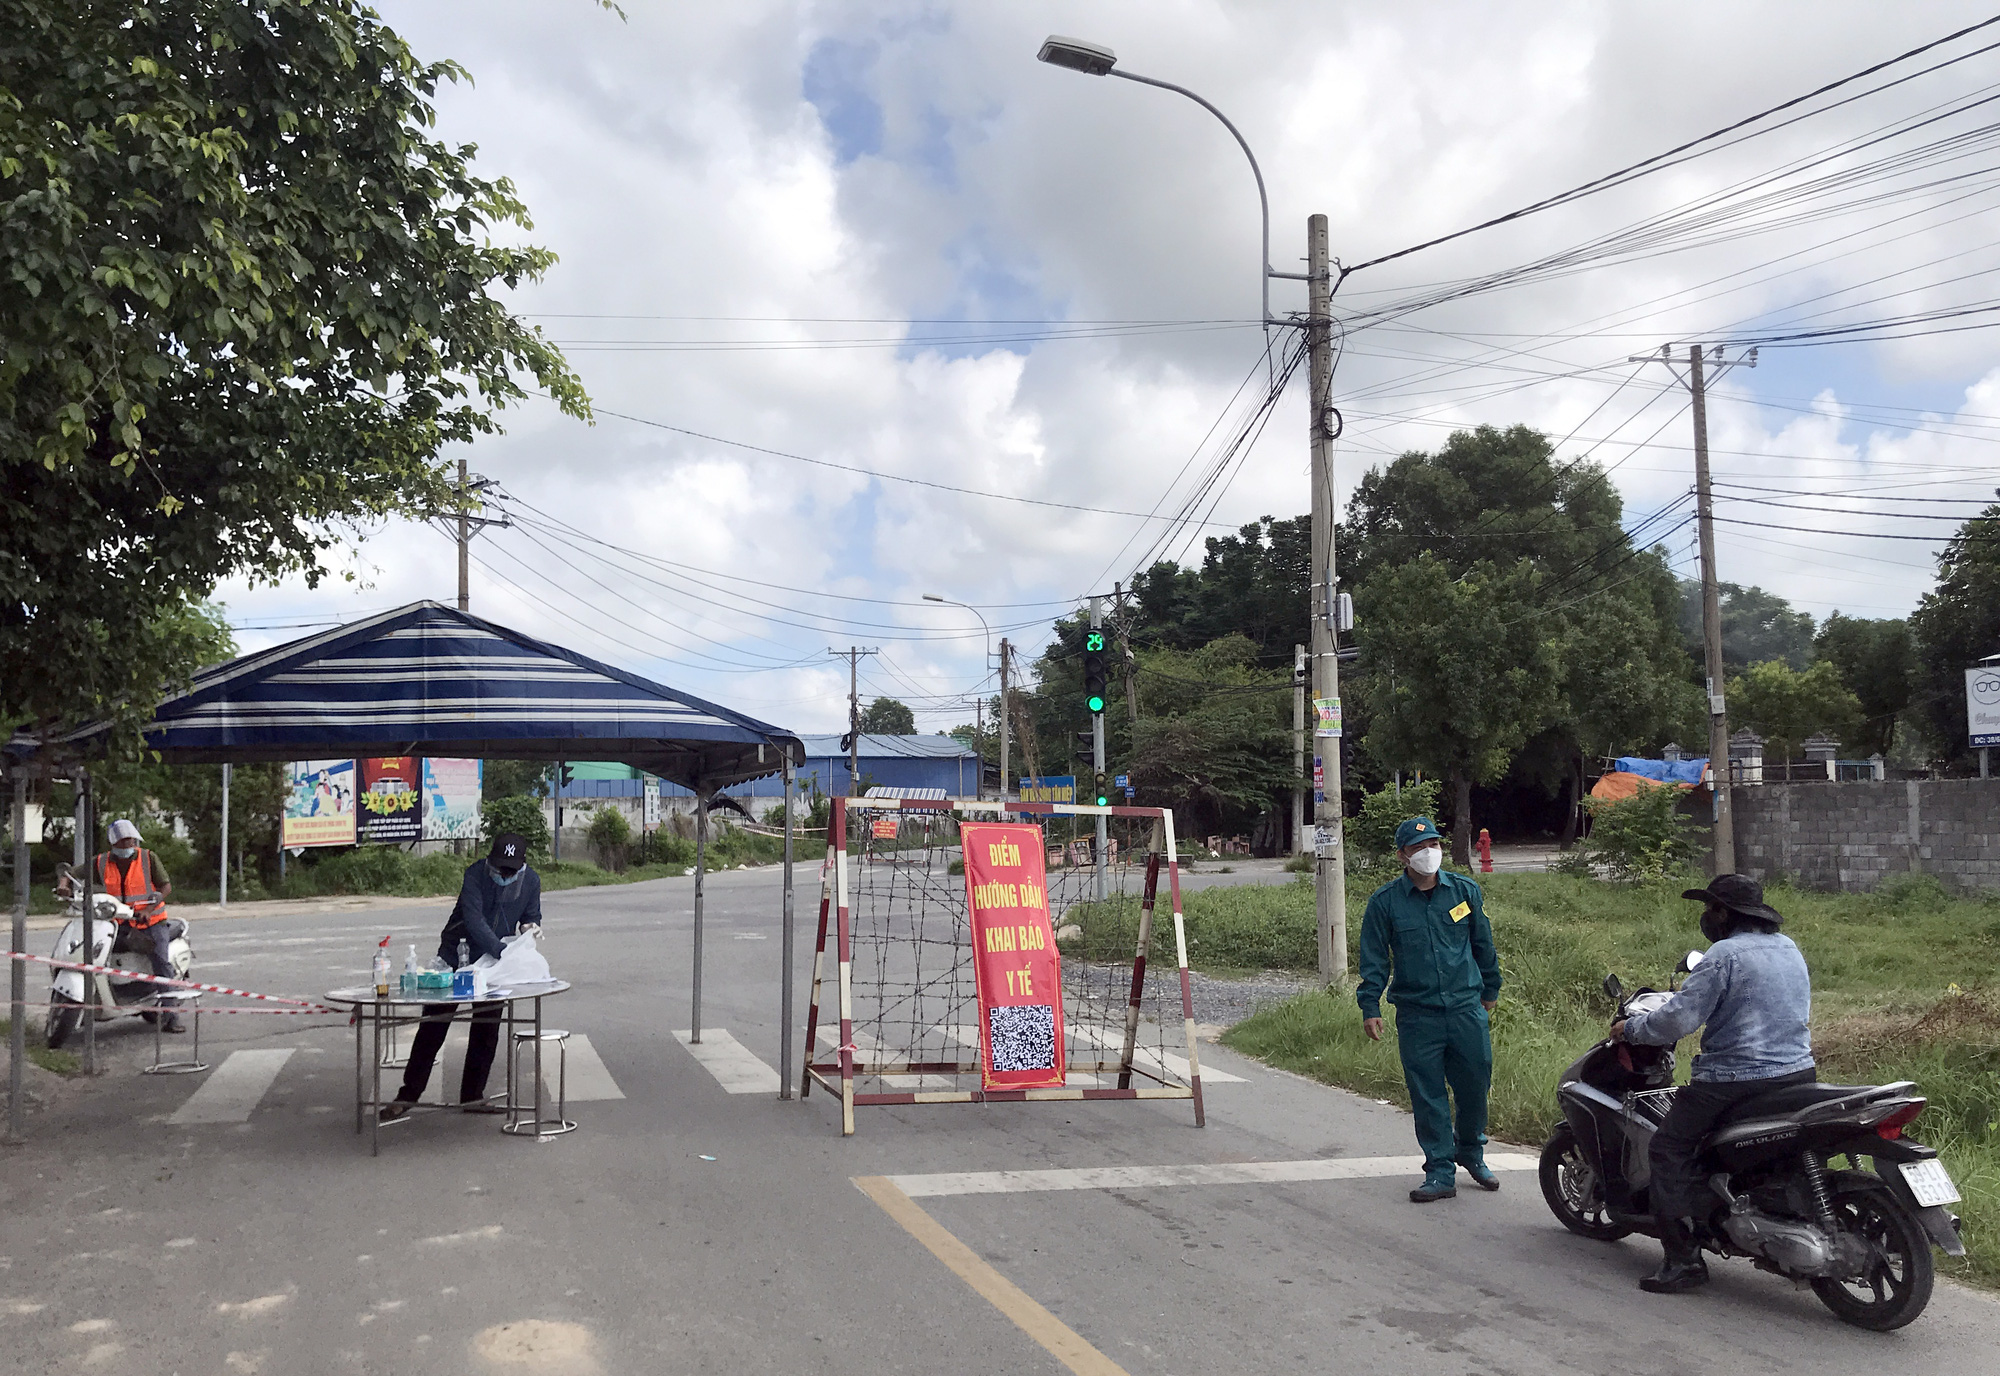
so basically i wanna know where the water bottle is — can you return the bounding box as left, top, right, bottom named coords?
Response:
left=452, top=938, right=474, bottom=998
left=372, top=945, right=392, bottom=998
left=457, top=938, right=471, bottom=970
left=400, top=945, right=419, bottom=996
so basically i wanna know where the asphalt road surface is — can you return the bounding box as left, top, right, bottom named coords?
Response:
left=2, top=865, right=1992, bottom=1375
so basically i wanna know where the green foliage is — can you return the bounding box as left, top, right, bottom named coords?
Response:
left=1684, top=581, right=1819, bottom=672
left=1728, top=658, right=1865, bottom=761
left=1062, top=876, right=1324, bottom=972
left=1578, top=783, right=1701, bottom=882
left=480, top=794, right=551, bottom=863
left=1347, top=778, right=1443, bottom=867
left=1223, top=871, right=2000, bottom=1290
left=0, top=0, right=588, bottom=746
left=1356, top=553, right=1559, bottom=860
left=586, top=807, right=632, bottom=849
left=1814, top=613, right=1915, bottom=758
left=1909, top=502, right=2000, bottom=766
left=277, top=846, right=469, bottom=900
left=483, top=760, right=552, bottom=800
left=0, top=1018, right=81, bottom=1075
left=858, top=697, right=917, bottom=735
left=1123, top=635, right=1293, bottom=835
left=1127, top=516, right=1310, bottom=659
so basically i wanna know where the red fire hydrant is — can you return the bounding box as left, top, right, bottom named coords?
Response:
left=1477, top=827, right=1493, bottom=874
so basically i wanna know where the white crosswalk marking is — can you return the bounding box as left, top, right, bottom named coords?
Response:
left=169, top=1049, right=294, bottom=1124
left=548, top=1033, right=624, bottom=1102
left=675, top=1029, right=780, bottom=1094
left=1068, top=1023, right=1247, bottom=1083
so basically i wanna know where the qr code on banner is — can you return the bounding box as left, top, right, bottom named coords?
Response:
left=988, top=1004, right=1057, bottom=1072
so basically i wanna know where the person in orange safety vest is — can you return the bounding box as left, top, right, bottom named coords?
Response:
left=59, top=819, right=185, bottom=1032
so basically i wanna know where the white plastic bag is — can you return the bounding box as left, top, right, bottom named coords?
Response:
left=475, top=930, right=552, bottom=989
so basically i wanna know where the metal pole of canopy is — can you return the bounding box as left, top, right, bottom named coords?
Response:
left=81, top=771, right=96, bottom=1077
left=690, top=790, right=708, bottom=1044
left=8, top=768, right=28, bottom=1142
left=779, top=755, right=795, bottom=1100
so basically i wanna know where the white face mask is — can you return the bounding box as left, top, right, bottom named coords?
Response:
left=1407, top=845, right=1443, bottom=876
left=111, top=844, right=138, bottom=860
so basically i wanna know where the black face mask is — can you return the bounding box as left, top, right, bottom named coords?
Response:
left=1699, top=903, right=1732, bottom=944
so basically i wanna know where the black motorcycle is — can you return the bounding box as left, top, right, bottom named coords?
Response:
left=1538, top=951, right=1966, bottom=1330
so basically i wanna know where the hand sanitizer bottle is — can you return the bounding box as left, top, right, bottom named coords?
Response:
left=401, top=945, right=419, bottom=996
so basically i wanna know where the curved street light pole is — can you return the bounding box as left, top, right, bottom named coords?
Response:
left=1036, top=36, right=1348, bottom=982
left=924, top=595, right=993, bottom=800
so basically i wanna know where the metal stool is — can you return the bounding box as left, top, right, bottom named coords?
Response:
left=142, top=991, right=208, bottom=1075
left=502, top=1027, right=576, bottom=1138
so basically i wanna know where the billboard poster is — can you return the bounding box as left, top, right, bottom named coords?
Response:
left=284, top=759, right=357, bottom=849
left=642, top=777, right=660, bottom=830
left=961, top=822, right=1065, bottom=1091
left=358, top=757, right=422, bottom=844
left=1017, top=775, right=1075, bottom=804
left=1968, top=666, right=2000, bottom=748
left=422, top=758, right=484, bottom=840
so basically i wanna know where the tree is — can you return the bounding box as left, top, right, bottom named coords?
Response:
left=1124, top=636, right=1293, bottom=836
left=1355, top=556, right=1561, bottom=867
left=1908, top=501, right=2000, bottom=765
left=1127, top=516, right=1309, bottom=663
left=858, top=697, right=916, bottom=735
left=1727, top=660, right=1864, bottom=763
left=1813, top=613, right=1915, bottom=757
left=484, top=760, right=553, bottom=800
left=1, top=0, right=588, bottom=747
left=1682, top=582, right=1817, bottom=671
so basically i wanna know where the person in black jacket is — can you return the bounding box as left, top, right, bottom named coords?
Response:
left=381, top=833, right=544, bottom=1120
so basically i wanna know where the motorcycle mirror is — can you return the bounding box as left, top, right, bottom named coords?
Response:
left=56, top=862, right=74, bottom=879
left=1677, top=949, right=1705, bottom=974
left=1602, top=973, right=1625, bottom=1000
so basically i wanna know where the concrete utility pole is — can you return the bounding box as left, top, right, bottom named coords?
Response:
left=10, top=769, right=27, bottom=1142
left=1308, top=214, right=1348, bottom=983
left=830, top=647, right=880, bottom=796
left=998, top=638, right=1012, bottom=801
left=1633, top=343, right=1756, bottom=874
left=457, top=458, right=471, bottom=612
left=1090, top=597, right=1109, bottom=900
left=1115, top=581, right=1140, bottom=729
left=1293, top=644, right=1307, bottom=855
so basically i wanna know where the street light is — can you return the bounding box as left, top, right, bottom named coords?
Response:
left=924, top=594, right=995, bottom=800
left=1036, top=35, right=1304, bottom=325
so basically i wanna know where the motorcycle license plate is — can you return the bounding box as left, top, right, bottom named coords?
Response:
left=1900, top=1159, right=1961, bottom=1207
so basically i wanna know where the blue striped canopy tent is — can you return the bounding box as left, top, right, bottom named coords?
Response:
left=45, top=601, right=802, bottom=790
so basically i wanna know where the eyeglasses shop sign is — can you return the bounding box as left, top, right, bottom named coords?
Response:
left=1968, top=666, right=2000, bottom=748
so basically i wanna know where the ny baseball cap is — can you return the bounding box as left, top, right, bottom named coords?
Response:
left=487, top=833, right=528, bottom=872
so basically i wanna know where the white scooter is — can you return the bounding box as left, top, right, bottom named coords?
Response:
left=46, top=863, right=195, bottom=1049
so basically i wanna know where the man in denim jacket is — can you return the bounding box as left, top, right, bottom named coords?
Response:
left=1613, top=874, right=1814, bottom=1294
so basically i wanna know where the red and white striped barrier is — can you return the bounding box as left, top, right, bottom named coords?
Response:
left=6, top=950, right=340, bottom=1014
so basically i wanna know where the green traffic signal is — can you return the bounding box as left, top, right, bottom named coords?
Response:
left=1086, top=693, right=1105, bottom=713
left=1085, top=631, right=1106, bottom=652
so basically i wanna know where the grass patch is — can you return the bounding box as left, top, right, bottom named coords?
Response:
left=1214, top=869, right=2000, bottom=1291
left=0, top=1019, right=82, bottom=1076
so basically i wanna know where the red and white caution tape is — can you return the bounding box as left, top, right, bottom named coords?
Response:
left=6, top=951, right=339, bottom=1014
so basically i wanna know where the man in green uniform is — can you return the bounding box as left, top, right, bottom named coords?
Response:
left=1356, top=815, right=1503, bottom=1202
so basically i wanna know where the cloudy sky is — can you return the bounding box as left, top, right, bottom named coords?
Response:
left=220, top=1, right=2000, bottom=732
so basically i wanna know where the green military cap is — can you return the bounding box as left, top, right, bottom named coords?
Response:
left=1395, top=815, right=1443, bottom=849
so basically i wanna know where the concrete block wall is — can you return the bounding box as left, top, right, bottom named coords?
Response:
left=1733, top=778, right=2000, bottom=893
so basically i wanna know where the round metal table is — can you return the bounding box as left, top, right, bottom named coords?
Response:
left=325, top=981, right=571, bottom=1155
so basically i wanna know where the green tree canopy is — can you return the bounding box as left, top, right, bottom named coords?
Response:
left=1354, top=555, right=1560, bottom=866
left=858, top=697, right=916, bottom=735
left=2, top=0, right=588, bottom=747
left=1124, top=635, right=1292, bottom=835
left=1727, top=660, right=1864, bottom=763
left=1682, top=582, right=1817, bottom=671
left=1908, top=501, right=2000, bottom=765
left=1127, top=516, right=1308, bottom=663
left=1812, top=612, right=1915, bottom=757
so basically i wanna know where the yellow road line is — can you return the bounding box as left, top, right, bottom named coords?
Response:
left=852, top=1175, right=1130, bottom=1376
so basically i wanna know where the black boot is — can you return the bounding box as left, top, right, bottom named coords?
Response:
left=1639, top=1216, right=1709, bottom=1294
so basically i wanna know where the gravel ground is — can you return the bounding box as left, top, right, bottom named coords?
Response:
left=1185, top=967, right=1316, bottom=1026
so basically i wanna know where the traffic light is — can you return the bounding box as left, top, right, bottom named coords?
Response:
left=1091, top=771, right=1110, bottom=807
left=1082, top=630, right=1108, bottom=714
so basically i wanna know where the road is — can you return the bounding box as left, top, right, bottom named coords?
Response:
left=1, top=865, right=1991, bottom=1374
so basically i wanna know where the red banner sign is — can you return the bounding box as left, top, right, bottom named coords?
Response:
left=961, top=822, right=1065, bottom=1090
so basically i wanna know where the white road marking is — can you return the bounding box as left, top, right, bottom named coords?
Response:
left=674, top=1029, right=779, bottom=1094
left=169, top=1050, right=295, bottom=1125
left=545, top=1033, right=623, bottom=1102
left=1067, top=1023, right=1247, bottom=1084
left=889, top=1152, right=1541, bottom=1198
